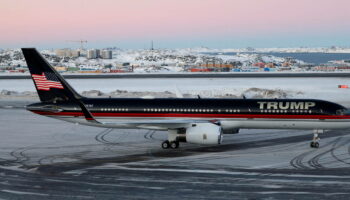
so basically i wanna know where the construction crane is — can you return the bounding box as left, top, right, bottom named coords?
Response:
left=67, top=40, right=88, bottom=50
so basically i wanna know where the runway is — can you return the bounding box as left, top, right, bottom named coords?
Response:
left=1, top=108, right=350, bottom=199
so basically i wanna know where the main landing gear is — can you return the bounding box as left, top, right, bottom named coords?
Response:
left=162, top=140, right=180, bottom=149
left=310, top=129, right=323, bottom=148
left=162, top=129, right=183, bottom=149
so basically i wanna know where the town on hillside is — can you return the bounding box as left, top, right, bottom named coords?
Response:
left=1, top=47, right=350, bottom=74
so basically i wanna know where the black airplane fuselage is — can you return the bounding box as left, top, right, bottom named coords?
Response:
left=28, top=98, right=345, bottom=116
left=27, top=97, right=350, bottom=130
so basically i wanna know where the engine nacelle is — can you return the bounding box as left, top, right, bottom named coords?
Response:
left=185, top=123, right=223, bottom=145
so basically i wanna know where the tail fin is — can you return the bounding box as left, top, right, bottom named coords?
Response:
left=22, top=48, right=81, bottom=102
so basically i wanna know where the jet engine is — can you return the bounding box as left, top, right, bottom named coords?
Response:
left=184, top=123, right=223, bottom=145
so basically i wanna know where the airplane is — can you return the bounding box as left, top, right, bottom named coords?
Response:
left=22, top=48, right=350, bottom=149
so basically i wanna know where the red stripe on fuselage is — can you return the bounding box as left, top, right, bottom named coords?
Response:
left=30, top=111, right=350, bottom=120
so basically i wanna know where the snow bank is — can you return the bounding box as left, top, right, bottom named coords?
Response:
left=0, top=87, right=299, bottom=102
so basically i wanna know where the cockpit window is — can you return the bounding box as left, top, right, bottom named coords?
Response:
left=336, top=109, right=345, bottom=115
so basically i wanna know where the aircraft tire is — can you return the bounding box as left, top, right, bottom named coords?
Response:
left=310, top=142, right=315, bottom=148
left=162, top=141, right=170, bottom=149
left=310, top=142, right=319, bottom=148
left=170, top=141, right=179, bottom=149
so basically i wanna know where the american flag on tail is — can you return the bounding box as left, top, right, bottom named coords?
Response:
left=32, top=72, right=64, bottom=91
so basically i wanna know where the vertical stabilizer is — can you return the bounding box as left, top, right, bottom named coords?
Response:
left=22, top=48, right=81, bottom=102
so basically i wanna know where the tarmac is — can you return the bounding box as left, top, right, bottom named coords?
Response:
left=1, top=106, right=350, bottom=199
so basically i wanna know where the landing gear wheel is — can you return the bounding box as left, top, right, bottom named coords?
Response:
left=311, top=130, right=322, bottom=149
left=170, top=141, right=179, bottom=149
left=162, top=141, right=170, bottom=149
left=310, top=142, right=315, bottom=148
left=310, top=142, right=319, bottom=148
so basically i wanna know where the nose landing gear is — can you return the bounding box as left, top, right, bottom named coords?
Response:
left=310, top=129, right=323, bottom=148
left=310, top=141, right=319, bottom=148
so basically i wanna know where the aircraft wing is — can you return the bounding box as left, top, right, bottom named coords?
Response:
left=99, top=119, right=215, bottom=129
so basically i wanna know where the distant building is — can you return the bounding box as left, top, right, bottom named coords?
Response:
left=265, top=63, right=276, bottom=68
left=282, top=62, right=291, bottom=67
left=54, top=66, right=68, bottom=72
left=71, top=50, right=80, bottom=57
left=55, top=49, right=80, bottom=57
left=95, top=49, right=101, bottom=58
left=87, top=49, right=97, bottom=59
left=253, top=62, right=265, bottom=68
left=200, top=63, right=234, bottom=68
left=101, top=50, right=112, bottom=59
left=55, top=49, right=69, bottom=57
